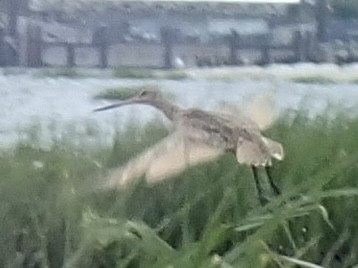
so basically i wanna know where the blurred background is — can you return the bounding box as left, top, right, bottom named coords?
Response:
left=2, top=0, right=358, bottom=268
left=1, top=0, right=357, bottom=68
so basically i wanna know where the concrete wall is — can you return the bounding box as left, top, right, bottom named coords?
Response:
left=42, top=42, right=232, bottom=68
left=108, top=43, right=163, bottom=67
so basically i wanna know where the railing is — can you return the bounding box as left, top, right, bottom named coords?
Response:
left=1, top=22, right=355, bottom=69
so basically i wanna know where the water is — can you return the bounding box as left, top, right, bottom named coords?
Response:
left=1, top=73, right=357, bottom=147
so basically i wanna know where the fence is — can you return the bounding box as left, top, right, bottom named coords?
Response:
left=21, top=24, right=321, bottom=69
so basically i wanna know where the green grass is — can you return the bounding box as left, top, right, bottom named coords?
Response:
left=93, top=84, right=177, bottom=102
left=93, top=85, right=161, bottom=100
left=2, top=110, right=358, bottom=267
left=113, top=68, right=188, bottom=80
left=290, top=76, right=337, bottom=84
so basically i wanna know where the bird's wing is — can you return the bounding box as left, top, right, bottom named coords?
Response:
left=102, top=132, right=224, bottom=189
left=216, top=90, right=278, bottom=131
left=245, top=91, right=277, bottom=130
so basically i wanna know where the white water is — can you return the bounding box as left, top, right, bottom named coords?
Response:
left=1, top=69, right=357, bottom=147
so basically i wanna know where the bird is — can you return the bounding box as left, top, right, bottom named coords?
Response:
left=94, top=89, right=284, bottom=205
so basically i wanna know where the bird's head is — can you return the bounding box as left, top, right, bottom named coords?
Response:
left=135, top=89, right=163, bottom=103
left=94, top=89, right=163, bottom=112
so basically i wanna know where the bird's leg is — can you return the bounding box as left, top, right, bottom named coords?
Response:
left=251, top=166, right=267, bottom=206
left=265, top=166, right=281, bottom=196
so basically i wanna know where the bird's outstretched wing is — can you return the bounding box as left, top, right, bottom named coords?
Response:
left=216, top=90, right=278, bottom=131
left=101, top=132, right=224, bottom=189
left=245, top=91, right=277, bottom=130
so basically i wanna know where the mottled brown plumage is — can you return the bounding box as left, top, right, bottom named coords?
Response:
left=94, top=89, right=284, bottom=203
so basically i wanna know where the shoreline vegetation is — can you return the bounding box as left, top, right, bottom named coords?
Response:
left=2, top=110, right=358, bottom=267
left=3, top=64, right=358, bottom=83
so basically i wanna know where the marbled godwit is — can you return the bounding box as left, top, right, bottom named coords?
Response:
left=94, top=89, right=284, bottom=204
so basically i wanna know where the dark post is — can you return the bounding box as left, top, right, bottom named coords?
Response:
left=347, top=40, right=354, bottom=62
left=228, top=29, right=240, bottom=65
left=316, top=0, right=329, bottom=43
left=261, top=46, right=271, bottom=65
left=160, top=27, right=174, bottom=69
left=93, top=24, right=108, bottom=68
left=261, top=34, right=272, bottom=65
left=0, top=27, right=5, bottom=66
left=26, top=24, right=42, bottom=67
left=8, top=0, right=19, bottom=38
left=305, top=31, right=315, bottom=61
left=293, top=30, right=306, bottom=62
left=99, top=38, right=108, bottom=68
left=66, top=43, right=75, bottom=67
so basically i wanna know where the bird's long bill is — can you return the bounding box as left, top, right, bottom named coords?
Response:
left=93, top=99, right=135, bottom=112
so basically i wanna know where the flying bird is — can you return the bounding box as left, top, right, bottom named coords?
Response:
left=94, top=89, right=284, bottom=204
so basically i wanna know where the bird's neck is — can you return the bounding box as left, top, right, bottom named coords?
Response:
left=150, top=99, right=181, bottom=121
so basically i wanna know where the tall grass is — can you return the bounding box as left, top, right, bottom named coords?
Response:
left=113, top=68, right=188, bottom=80
left=2, top=110, right=358, bottom=267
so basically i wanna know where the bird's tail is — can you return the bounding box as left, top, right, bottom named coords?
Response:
left=236, top=136, right=284, bottom=167
left=262, top=137, right=284, bottom=161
